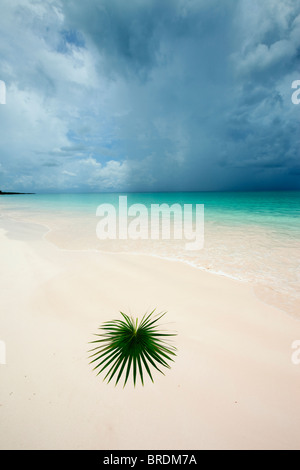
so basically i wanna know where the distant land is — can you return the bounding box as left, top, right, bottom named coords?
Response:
left=0, top=190, right=35, bottom=195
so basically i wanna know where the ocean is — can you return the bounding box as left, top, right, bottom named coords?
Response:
left=1, top=191, right=299, bottom=317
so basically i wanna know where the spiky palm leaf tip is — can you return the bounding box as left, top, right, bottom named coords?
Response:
left=88, top=309, right=177, bottom=387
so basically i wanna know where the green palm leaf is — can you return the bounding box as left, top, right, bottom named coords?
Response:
left=88, top=309, right=177, bottom=387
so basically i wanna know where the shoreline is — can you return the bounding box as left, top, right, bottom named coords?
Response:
left=1, top=211, right=298, bottom=320
left=0, top=192, right=36, bottom=195
left=1, top=215, right=300, bottom=449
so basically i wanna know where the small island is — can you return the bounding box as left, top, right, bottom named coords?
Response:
left=0, top=190, right=35, bottom=195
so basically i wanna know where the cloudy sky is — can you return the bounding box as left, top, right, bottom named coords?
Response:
left=0, top=0, right=299, bottom=193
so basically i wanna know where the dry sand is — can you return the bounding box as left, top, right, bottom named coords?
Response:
left=0, top=216, right=300, bottom=450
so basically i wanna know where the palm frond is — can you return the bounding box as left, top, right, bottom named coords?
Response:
left=88, top=309, right=177, bottom=387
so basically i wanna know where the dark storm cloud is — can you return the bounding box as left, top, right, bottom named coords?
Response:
left=63, top=0, right=236, bottom=80
left=0, top=0, right=299, bottom=192
left=60, top=0, right=300, bottom=191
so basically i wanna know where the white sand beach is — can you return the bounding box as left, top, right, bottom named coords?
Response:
left=0, top=216, right=300, bottom=450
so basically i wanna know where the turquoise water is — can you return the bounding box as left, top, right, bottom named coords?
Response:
left=1, top=190, right=300, bottom=232
left=1, top=191, right=300, bottom=316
